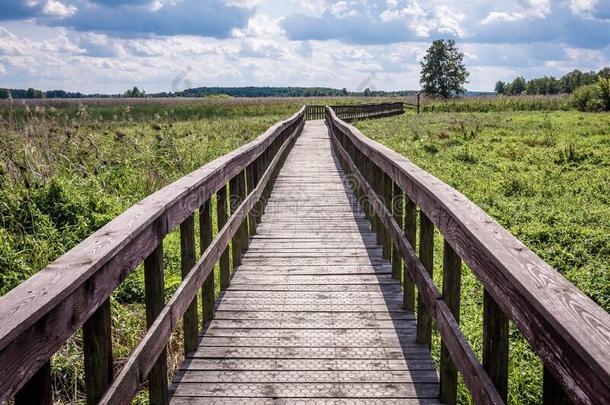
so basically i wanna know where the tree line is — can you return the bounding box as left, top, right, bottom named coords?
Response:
left=0, top=86, right=420, bottom=100
left=495, top=68, right=610, bottom=96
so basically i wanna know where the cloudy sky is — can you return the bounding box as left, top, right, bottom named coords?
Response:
left=0, top=0, right=609, bottom=93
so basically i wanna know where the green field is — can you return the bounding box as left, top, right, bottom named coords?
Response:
left=354, top=110, right=610, bottom=404
left=1, top=99, right=608, bottom=404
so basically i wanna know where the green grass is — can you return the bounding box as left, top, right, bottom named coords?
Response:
left=354, top=110, right=610, bottom=404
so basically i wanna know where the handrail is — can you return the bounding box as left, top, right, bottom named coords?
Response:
left=326, top=106, right=610, bottom=404
left=305, top=102, right=404, bottom=121
left=0, top=106, right=306, bottom=403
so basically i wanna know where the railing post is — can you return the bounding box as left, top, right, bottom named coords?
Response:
left=14, top=361, right=51, bottom=405
left=483, top=290, right=509, bottom=403
left=217, top=185, right=231, bottom=290
left=83, top=299, right=113, bottom=405
left=144, top=245, right=169, bottom=405
left=199, top=199, right=215, bottom=324
left=391, top=182, right=403, bottom=280
left=382, top=173, right=392, bottom=260
left=403, top=196, right=416, bottom=312
left=229, top=175, right=242, bottom=269
left=247, top=163, right=257, bottom=236
left=543, top=366, right=572, bottom=405
left=180, top=215, right=198, bottom=354
left=238, top=169, right=249, bottom=251
left=440, top=240, right=461, bottom=404
left=416, top=212, right=434, bottom=347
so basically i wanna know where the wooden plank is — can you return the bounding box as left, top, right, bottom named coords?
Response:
left=327, top=108, right=610, bottom=404
left=83, top=299, right=113, bottom=405
left=0, top=107, right=305, bottom=402
left=181, top=215, right=198, bottom=355
left=483, top=289, right=509, bottom=403
left=199, top=200, right=215, bottom=324
left=440, top=240, right=461, bottom=405
left=144, top=245, right=169, bottom=405
left=417, top=212, right=434, bottom=348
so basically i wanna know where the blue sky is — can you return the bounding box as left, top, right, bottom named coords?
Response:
left=0, top=0, right=608, bottom=93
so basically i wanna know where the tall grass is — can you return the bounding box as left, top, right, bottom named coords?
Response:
left=421, top=95, right=572, bottom=113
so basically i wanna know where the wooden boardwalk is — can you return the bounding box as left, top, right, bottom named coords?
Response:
left=171, top=121, right=440, bottom=404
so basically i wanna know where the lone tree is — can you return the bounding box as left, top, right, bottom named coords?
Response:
left=420, top=39, right=469, bottom=98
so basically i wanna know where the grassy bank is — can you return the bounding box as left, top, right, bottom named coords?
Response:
left=354, top=110, right=610, bottom=404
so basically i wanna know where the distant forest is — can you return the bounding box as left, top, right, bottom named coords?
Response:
left=0, top=86, right=420, bottom=100
left=496, top=68, right=610, bottom=96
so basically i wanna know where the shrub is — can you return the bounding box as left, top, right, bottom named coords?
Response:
left=571, top=84, right=605, bottom=112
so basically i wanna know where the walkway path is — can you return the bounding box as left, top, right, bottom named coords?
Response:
left=171, top=120, right=440, bottom=404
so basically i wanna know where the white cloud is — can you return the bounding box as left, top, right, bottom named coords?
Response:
left=42, top=1, right=77, bottom=18
left=330, top=1, right=359, bottom=18
left=570, top=0, right=597, bottom=17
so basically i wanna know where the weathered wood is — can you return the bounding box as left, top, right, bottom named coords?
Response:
left=217, top=185, right=231, bottom=290
left=483, top=289, right=509, bottom=403
left=403, top=196, right=416, bottom=312
left=199, top=200, right=215, bottom=324
left=327, top=107, right=610, bottom=404
left=440, top=240, right=462, bottom=405
left=544, top=366, right=572, bottom=405
left=14, top=361, right=51, bottom=405
left=181, top=215, right=198, bottom=355
left=391, top=182, right=403, bottom=280
left=229, top=176, right=242, bottom=269
left=99, top=111, right=301, bottom=405
left=331, top=129, right=503, bottom=405
left=0, top=107, right=305, bottom=402
left=238, top=169, right=249, bottom=251
left=144, top=245, right=169, bottom=405
left=417, top=212, right=434, bottom=348
left=83, top=299, right=113, bottom=405
left=246, top=163, right=257, bottom=236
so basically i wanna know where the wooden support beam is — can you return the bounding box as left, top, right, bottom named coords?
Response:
left=483, top=289, right=509, bottom=403
left=217, top=185, right=230, bottom=290
left=144, top=245, right=168, bottom=405
left=83, top=299, right=113, bottom=405
left=229, top=176, right=242, bottom=269
left=403, top=196, right=416, bottom=312
left=391, top=182, right=403, bottom=280
left=440, top=240, right=462, bottom=405
left=543, top=366, right=572, bottom=405
left=180, top=215, right=198, bottom=354
left=416, top=212, right=434, bottom=348
left=199, top=199, right=215, bottom=325
left=238, top=169, right=249, bottom=251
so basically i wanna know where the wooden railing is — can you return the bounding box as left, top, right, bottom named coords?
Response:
left=306, top=102, right=404, bottom=121
left=0, top=107, right=305, bottom=404
left=326, top=106, right=610, bottom=405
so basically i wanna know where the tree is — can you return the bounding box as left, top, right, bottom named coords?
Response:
left=0, top=89, right=10, bottom=99
left=495, top=81, right=506, bottom=95
left=124, top=86, right=145, bottom=98
left=508, top=76, right=526, bottom=95
left=420, top=39, right=469, bottom=98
